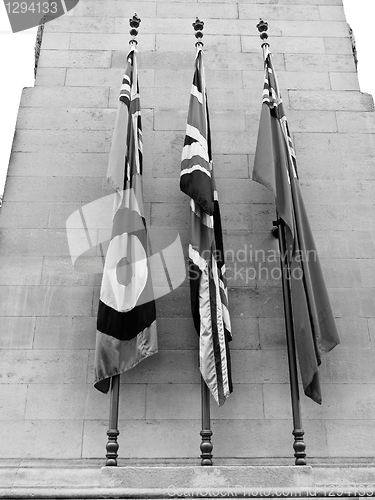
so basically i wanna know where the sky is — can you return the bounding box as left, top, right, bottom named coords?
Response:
left=0, top=0, right=374, bottom=197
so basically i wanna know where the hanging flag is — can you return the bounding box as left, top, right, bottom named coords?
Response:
left=94, top=45, right=157, bottom=393
left=180, top=46, right=233, bottom=406
left=253, top=44, right=340, bottom=404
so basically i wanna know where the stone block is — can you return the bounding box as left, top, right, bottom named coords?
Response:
left=326, top=420, right=375, bottom=457
left=321, top=349, right=375, bottom=383
left=150, top=202, right=189, bottom=230
left=41, top=256, right=102, bottom=286
left=38, top=49, right=112, bottom=68
left=289, top=90, right=374, bottom=111
left=35, top=68, right=66, bottom=86
left=16, top=107, right=116, bottom=131
left=0, top=202, right=50, bottom=228
left=73, top=0, right=157, bottom=17
left=0, top=317, right=35, bottom=349
left=321, top=258, right=362, bottom=288
left=45, top=16, right=115, bottom=33
left=319, top=5, right=346, bottom=21
left=155, top=317, right=198, bottom=350
left=157, top=2, right=238, bottom=18
left=336, top=111, right=375, bottom=133
left=358, top=259, right=375, bottom=288
left=259, top=318, right=286, bottom=350
left=20, top=87, right=109, bottom=108
left=231, top=317, right=260, bottom=350
left=154, top=108, right=246, bottom=131
left=232, top=350, right=289, bottom=384
left=0, top=385, right=27, bottom=419
left=0, top=256, right=43, bottom=285
left=334, top=317, right=371, bottom=350
left=264, top=383, right=375, bottom=420
left=82, top=419, right=198, bottom=458
left=218, top=204, right=253, bottom=231
left=34, top=316, right=96, bottom=350
left=0, top=420, right=83, bottom=458
left=284, top=110, right=337, bottom=132
left=212, top=419, right=328, bottom=458
left=297, top=154, right=375, bottom=181
left=213, top=155, right=249, bottom=179
left=229, top=286, right=284, bottom=319
left=12, top=130, right=110, bottom=154
left=239, top=4, right=320, bottom=20
left=241, top=36, right=325, bottom=54
left=0, top=350, right=89, bottom=383
left=0, top=228, right=71, bottom=256
left=324, top=37, right=353, bottom=55
left=274, top=71, right=331, bottom=91
left=4, top=176, right=109, bottom=202
left=285, top=54, right=355, bottom=73
left=25, top=383, right=146, bottom=420
left=8, top=152, right=107, bottom=177
left=41, top=33, right=70, bottom=49
left=0, top=285, right=94, bottom=316
left=66, top=68, right=154, bottom=88
left=330, top=72, right=360, bottom=90
left=230, top=0, right=342, bottom=3
left=70, top=33, right=155, bottom=51
left=279, top=20, right=350, bottom=38
left=145, top=383, right=264, bottom=419
left=156, top=34, right=241, bottom=53
left=314, top=229, right=375, bottom=260
left=294, top=133, right=375, bottom=156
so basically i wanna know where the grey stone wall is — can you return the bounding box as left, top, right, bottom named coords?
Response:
left=0, top=0, right=374, bottom=460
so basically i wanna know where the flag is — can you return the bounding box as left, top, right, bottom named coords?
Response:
left=253, top=44, right=340, bottom=404
left=94, top=46, right=157, bottom=393
left=180, top=46, right=233, bottom=406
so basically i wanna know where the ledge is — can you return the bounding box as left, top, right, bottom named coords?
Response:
left=1, top=462, right=375, bottom=499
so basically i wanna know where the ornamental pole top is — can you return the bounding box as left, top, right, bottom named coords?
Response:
left=193, top=17, right=204, bottom=47
left=129, top=13, right=141, bottom=45
left=256, top=18, right=269, bottom=47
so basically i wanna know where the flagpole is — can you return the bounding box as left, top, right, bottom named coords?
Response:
left=275, top=217, right=307, bottom=466
left=106, top=374, right=120, bottom=466
left=104, top=13, right=142, bottom=467
left=256, top=19, right=307, bottom=466
left=191, top=17, right=213, bottom=467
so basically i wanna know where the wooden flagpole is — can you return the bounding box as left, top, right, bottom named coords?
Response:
left=104, top=13, right=142, bottom=467
left=192, top=17, right=213, bottom=467
left=256, top=18, right=307, bottom=465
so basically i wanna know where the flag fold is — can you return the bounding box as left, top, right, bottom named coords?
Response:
left=94, top=46, right=157, bottom=394
left=253, top=45, right=340, bottom=404
left=180, top=47, right=233, bottom=406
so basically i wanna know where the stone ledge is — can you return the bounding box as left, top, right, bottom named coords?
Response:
left=1, top=463, right=375, bottom=499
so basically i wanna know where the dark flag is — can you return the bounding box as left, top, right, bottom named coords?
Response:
left=180, top=46, right=233, bottom=406
left=253, top=44, right=340, bottom=404
left=94, top=46, right=157, bottom=393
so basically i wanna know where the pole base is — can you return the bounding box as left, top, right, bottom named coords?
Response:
left=200, top=429, right=213, bottom=466
left=293, top=428, right=307, bottom=465
left=106, top=428, right=120, bottom=466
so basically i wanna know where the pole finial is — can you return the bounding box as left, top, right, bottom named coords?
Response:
left=256, top=18, right=269, bottom=46
left=129, top=13, right=141, bottom=45
left=193, top=17, right=204, bottom=47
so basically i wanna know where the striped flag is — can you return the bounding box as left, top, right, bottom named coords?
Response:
left=94, top=46, right=157, bottom=393
left=253, top=44, right=340, bottom=404
left=180, top=46, right=233, bottom=406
